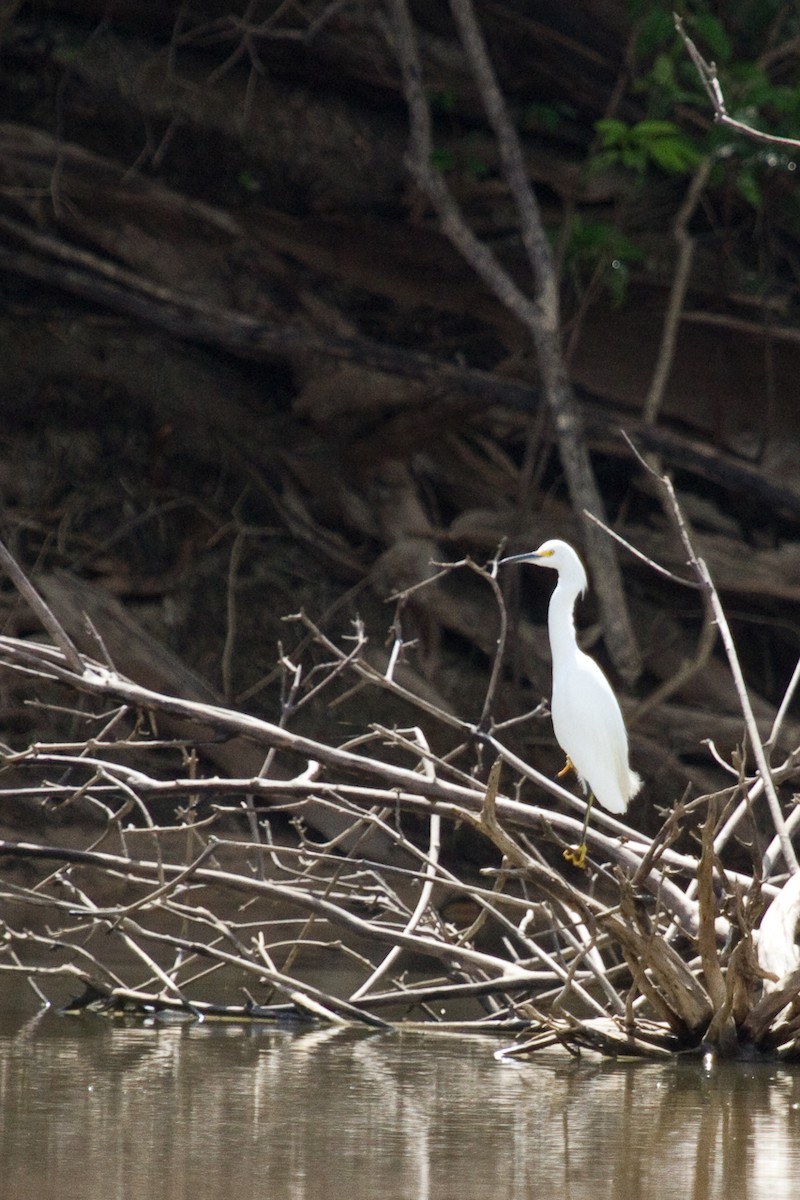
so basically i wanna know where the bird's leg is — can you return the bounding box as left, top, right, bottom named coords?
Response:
left=563, top=791, right=594, bottom=870
left=557, top=756, right=575, bottom=779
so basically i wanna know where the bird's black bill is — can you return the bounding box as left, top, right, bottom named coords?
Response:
left=500, top=551, right=541, bottom=565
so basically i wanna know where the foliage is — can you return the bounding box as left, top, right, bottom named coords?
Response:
left=630, top=2, right=800, bottom=179
left=563, top=1, right=800, bottom=305
left=592, top=117, right=702, bottom=177
left=563, top=215, right=643, bottom=307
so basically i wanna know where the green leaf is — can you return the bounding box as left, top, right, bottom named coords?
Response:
left=646, top=137, right=702, bottom=173
left=694, top=13, right=733, bottom=64
left=621, top=146, right=647, bottom=172
left=767, top=86, right=800, bottom=117
left=635, top=6, right=675, bottom=57
left=650, top=53, right=677, bottom=91
left=632, top=120, right=684, bottom=139
left=565, top=216, right=641, bottom=306
left=736, top=168, right=762, bottom=209
left=594, top=118, right=629, bottom=147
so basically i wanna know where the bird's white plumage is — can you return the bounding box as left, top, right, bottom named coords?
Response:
left=504, top=538, right=641, bottom=814
left=550, top=642, right=637, bottom=813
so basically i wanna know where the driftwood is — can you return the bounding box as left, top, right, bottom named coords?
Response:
left=1, top=489, right=800, bottom=1060
left=32, top=571, right=415, bottom=866
left=1, top=2, right=800, bottom=1059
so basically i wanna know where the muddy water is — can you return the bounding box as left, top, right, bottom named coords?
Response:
left=1, top=982, right=799, bottom=1200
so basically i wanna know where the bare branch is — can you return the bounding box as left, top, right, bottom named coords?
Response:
left=0, top=537, right=83, bottom=673
left=675, top=13, right=800, bottom=151
left=387, top=0, right=641, bottom=684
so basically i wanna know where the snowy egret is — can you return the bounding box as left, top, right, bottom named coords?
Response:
left=502, top=538, right=642, bottom=868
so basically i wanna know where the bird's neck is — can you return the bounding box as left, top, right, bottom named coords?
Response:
left=547, top=578, right=580, bottom=669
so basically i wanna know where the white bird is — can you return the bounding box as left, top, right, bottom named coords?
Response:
left=502, top=538, right=642, bottom=867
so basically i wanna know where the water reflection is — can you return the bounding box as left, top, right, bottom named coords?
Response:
left=0, top=996, right=799, bottom=1200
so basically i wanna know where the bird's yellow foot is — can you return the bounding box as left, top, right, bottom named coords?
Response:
left=563, top=842, right=588, bottom=869
left=557, top=756, right=575, bottom=779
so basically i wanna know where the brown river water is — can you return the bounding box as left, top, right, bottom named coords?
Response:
left=1, top=978, right=799, bottom=1200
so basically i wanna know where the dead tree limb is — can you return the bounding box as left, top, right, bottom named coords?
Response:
left=387, top=0, right=641, bottom=684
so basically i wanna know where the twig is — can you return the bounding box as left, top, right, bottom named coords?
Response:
left=583, top=502, right=696, bottom=586
left=675, top=13, right=800, bottom=151
left=0, top=537, right=83, bottom=673
left=696, top=801, right=736, bottom=1049
left=768, top=655, right=800, bottom=749
left=645, top=465, right=800, bottom=875
left=3, top=567, right=793, bottom=1051
left=642, top=156, right=713, bottom=426
left=350, top=727, right=441, bottom=1000
left=584, top=497, right=717, bottom=723
left=291, top=610, right=471, bottom=734
left=118, top=915, right=391, bottom=1028
left=387, top=0, right=641, bottom=684
left=222, top=526, right=246, bottom=702
left=468, top=556, right=508, bottom=728
left=696, top=551, right=798, bottom=874
left=0, top=838, right=551, bottom=986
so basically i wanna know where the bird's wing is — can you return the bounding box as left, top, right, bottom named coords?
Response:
left=551, top=653, right=635, bottom=813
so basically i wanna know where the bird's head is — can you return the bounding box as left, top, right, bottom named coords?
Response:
left=500, top=538, right=588, bottom=595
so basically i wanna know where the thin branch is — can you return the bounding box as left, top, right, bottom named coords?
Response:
left=387, top=0, right=641, bottom=684
left=350, top=727, right=441, bottom=1000
left=647, top=466, right=799, bottom=875
left=675, top=13, right=800, bottom=151
left=0, top=537, right=83, bottom=673
left=642, top=156, right=713, bottom=426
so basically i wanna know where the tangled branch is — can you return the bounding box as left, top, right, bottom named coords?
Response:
left=1, top=475, right=799, bottom=1059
